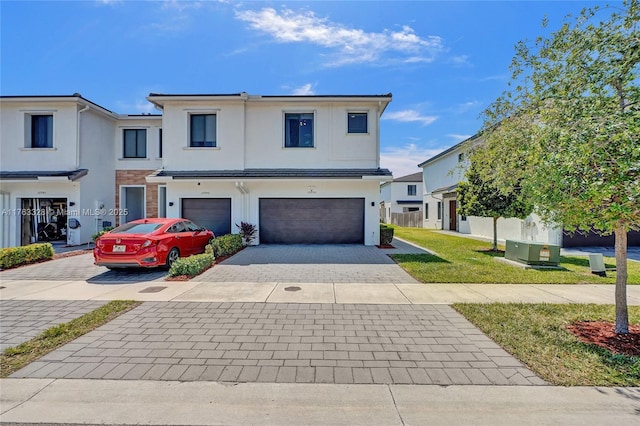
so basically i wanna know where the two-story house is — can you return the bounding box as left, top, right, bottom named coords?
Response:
left=419, top=134, right=562, bottom=245
left=145, top=93, right=393, bottom=245
left=0, top=95, right=119, bottom=248
left=379, top=172, right=423, bottom=224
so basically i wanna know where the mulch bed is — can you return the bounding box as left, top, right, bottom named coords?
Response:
left=566, top=320, right=640, bottom=357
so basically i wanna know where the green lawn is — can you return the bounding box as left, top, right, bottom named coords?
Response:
left=453, top=303, right=640, bottom=386
left=392, top=227, right=640, bottom=284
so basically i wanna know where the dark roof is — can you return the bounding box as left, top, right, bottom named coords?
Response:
left=393, top=172, right=422, bottom=182
left=147, top=92, right=392, bottom=99
left=155, top=169, right=392, bottom=179
left=431, top=184, right=458, bottom=194
left=417, top=133, right=481, bottom=168
left=0, top=169, right=88, bottom=181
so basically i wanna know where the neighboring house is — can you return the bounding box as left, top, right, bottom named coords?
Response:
left=418, top=134, right=563, bottom=246
left=145, top=92, right=393, bottom=245
left=379, top=172, right=423, bottom=224
left=1, top=92, right=393, bottom=247
left=0, top=95, right=118, bottom=248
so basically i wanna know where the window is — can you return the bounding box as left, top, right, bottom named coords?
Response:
left=404, top=207, right=420, bottom=212
left=30, top=115, right=53, bottom=148
left=408, top=185, right=417, bottom=196
left=437, top=201, right=442, bottom=220
left=347, top=112, right=367, bottom=133
left=123, top=129, right=147, bottom=158
left=285, top=113, right=314, bottom=147
left=424, top=203, right=429, bottom=220
left=458, top=152, right=465, bottom=163
left=190, top=114, right=216, bottom=147
left=158, top=128, right=163, bottom=158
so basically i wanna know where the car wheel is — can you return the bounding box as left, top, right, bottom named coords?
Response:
left=166, top=247, right=180, bottom=268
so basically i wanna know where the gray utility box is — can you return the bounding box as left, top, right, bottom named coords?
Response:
left=505, top=240, right=561, bottom=266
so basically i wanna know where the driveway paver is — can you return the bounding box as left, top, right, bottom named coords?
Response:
left=10, top=301, right=545, bottom=385
left=198, top=244, right=420, bottom=283
left=0, top=300, right=108, bottom=351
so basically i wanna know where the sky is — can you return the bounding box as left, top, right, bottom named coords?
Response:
left=1, top=0, right=610, bottom=177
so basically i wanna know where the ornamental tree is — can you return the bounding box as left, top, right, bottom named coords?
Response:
left=458, top=152, right=532, bottom=252
left=482, top=0, right=639, bottom=333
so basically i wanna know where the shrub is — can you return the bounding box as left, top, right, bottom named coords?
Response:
left=0, top=243, right=55, bottom=269
left=208, top=234, right=243, bottom=258
left=168, top=253, right=214, bottom=277
left=91, top=227, right=114, bottom=242
left=380, top=224, right=394, bottom=245
left=235, top=221, right=257, bottom=246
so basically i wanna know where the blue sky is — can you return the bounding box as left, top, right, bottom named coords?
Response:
left=1, top=0, right=608, bottom=177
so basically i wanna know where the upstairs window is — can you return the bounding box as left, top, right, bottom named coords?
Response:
left=30, top=115, right=53, bottom=148
left=407, top=184, right=417, bottom=196
left=347, top=112, right=368, bottom=133
left=123, top=129, right=147, bottom=158
left=158, top=128, right=163, bottom=158
left=190, top=114, right=217, bottom=147
left=285, top=113, right=314, bottom=148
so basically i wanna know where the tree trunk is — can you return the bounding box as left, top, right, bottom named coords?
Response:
left=492, top=216, right=498, bottom=252
left=614, top=226, right=629, bottom=334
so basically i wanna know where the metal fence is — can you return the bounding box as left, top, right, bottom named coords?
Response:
left=390, top=211, right=423, bottom=228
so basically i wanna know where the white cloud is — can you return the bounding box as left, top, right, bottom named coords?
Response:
left=382, top=110, right=438, bottom=126
left=96, top=0, right=122, bottom=5
left=161, top=0, right=202, bottom=12
left=291, top=83, right=316, bottom=95
left=235, top=8, right=444, bottom=66
left=116, top=98, right=157, bottom=114
left=380, top=144, right=443, bottom=178
left=447, top=134, right=473, bottom=142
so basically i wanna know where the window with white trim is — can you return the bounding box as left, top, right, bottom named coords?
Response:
left=284, top=113, right=314, bottom=148
left=123, top=129, right=147, bottom=158
left=347, top=112, right=367, bottom=133
left=29, top=114, right=53, bottom=148
left=190, top=114, right=217, bottom=147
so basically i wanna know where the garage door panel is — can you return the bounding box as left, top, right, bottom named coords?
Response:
left=182, top=198, right=231, bottom=237
left=260, top=198, right=364, bottom=244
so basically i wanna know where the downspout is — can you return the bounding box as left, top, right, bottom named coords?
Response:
left=76, top=104, right=91, bottom=169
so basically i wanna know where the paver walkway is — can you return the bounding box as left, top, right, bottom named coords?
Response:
left=0, top=300, right=108, bottom=350
left=11, top=301, right=544, bottom=386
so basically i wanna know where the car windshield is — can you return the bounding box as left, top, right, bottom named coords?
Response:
left=109, top=222, right=164, bottom=234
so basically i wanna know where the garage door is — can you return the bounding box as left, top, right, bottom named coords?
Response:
left=182, top=198, right=231, bottom=237
left=260, top=198, right=364, bottom=244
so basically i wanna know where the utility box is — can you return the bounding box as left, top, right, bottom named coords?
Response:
left=505, top=240, right=561, bottom=266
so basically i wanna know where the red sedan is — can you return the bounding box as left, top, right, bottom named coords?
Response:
left=94, top=218, right=215, bottom=269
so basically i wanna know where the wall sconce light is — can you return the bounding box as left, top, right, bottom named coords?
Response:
left=169, top=202, right=174, bottom=207
left=371, top=201, right=375, bottom=207
left=69, top=202, right=76, bottom=206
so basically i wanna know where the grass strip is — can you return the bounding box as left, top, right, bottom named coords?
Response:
left=1, top=300, right=140, bottom=378
left=452, top=303, right=640, bottom=386
left=392, top=227, right=640, bottom=284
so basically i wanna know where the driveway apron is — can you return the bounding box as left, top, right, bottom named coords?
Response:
left=197, top=244, right=420, bottom=283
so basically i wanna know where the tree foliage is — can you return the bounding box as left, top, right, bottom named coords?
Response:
left=481, top=0, right=639, bottom=333
left=458, top=151, right=532, bottom=251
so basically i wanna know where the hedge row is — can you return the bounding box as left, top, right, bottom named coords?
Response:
left=380, top=224, right=394, bottom=245
left=168, top=253, right=215, bottom=277
left=0, top=243, right=55, bottom=269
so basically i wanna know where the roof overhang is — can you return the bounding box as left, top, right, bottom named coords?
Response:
left=0, top=169, right=88, bottom=182
left=431, top=184, right=458, bottom=195
left=146, top=168, right=393, bottom=183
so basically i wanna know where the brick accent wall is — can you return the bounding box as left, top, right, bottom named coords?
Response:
left=115, top=170, right=159, bottom=225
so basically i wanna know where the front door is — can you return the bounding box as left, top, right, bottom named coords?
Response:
left=449, top=200, right=457, bottom=231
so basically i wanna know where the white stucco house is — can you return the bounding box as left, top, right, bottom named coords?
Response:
left=1, top=92, right=393, bottom=248
left=418, top=134, right=563, bottom=246
left=379, top=172, right=423, bottom=223
left=146, top=92, right=393, bottom=245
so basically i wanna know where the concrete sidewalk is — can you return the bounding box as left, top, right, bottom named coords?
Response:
left=2, top=379, right=639, bottom=425
left=2, top=279, right=640, bottom=305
